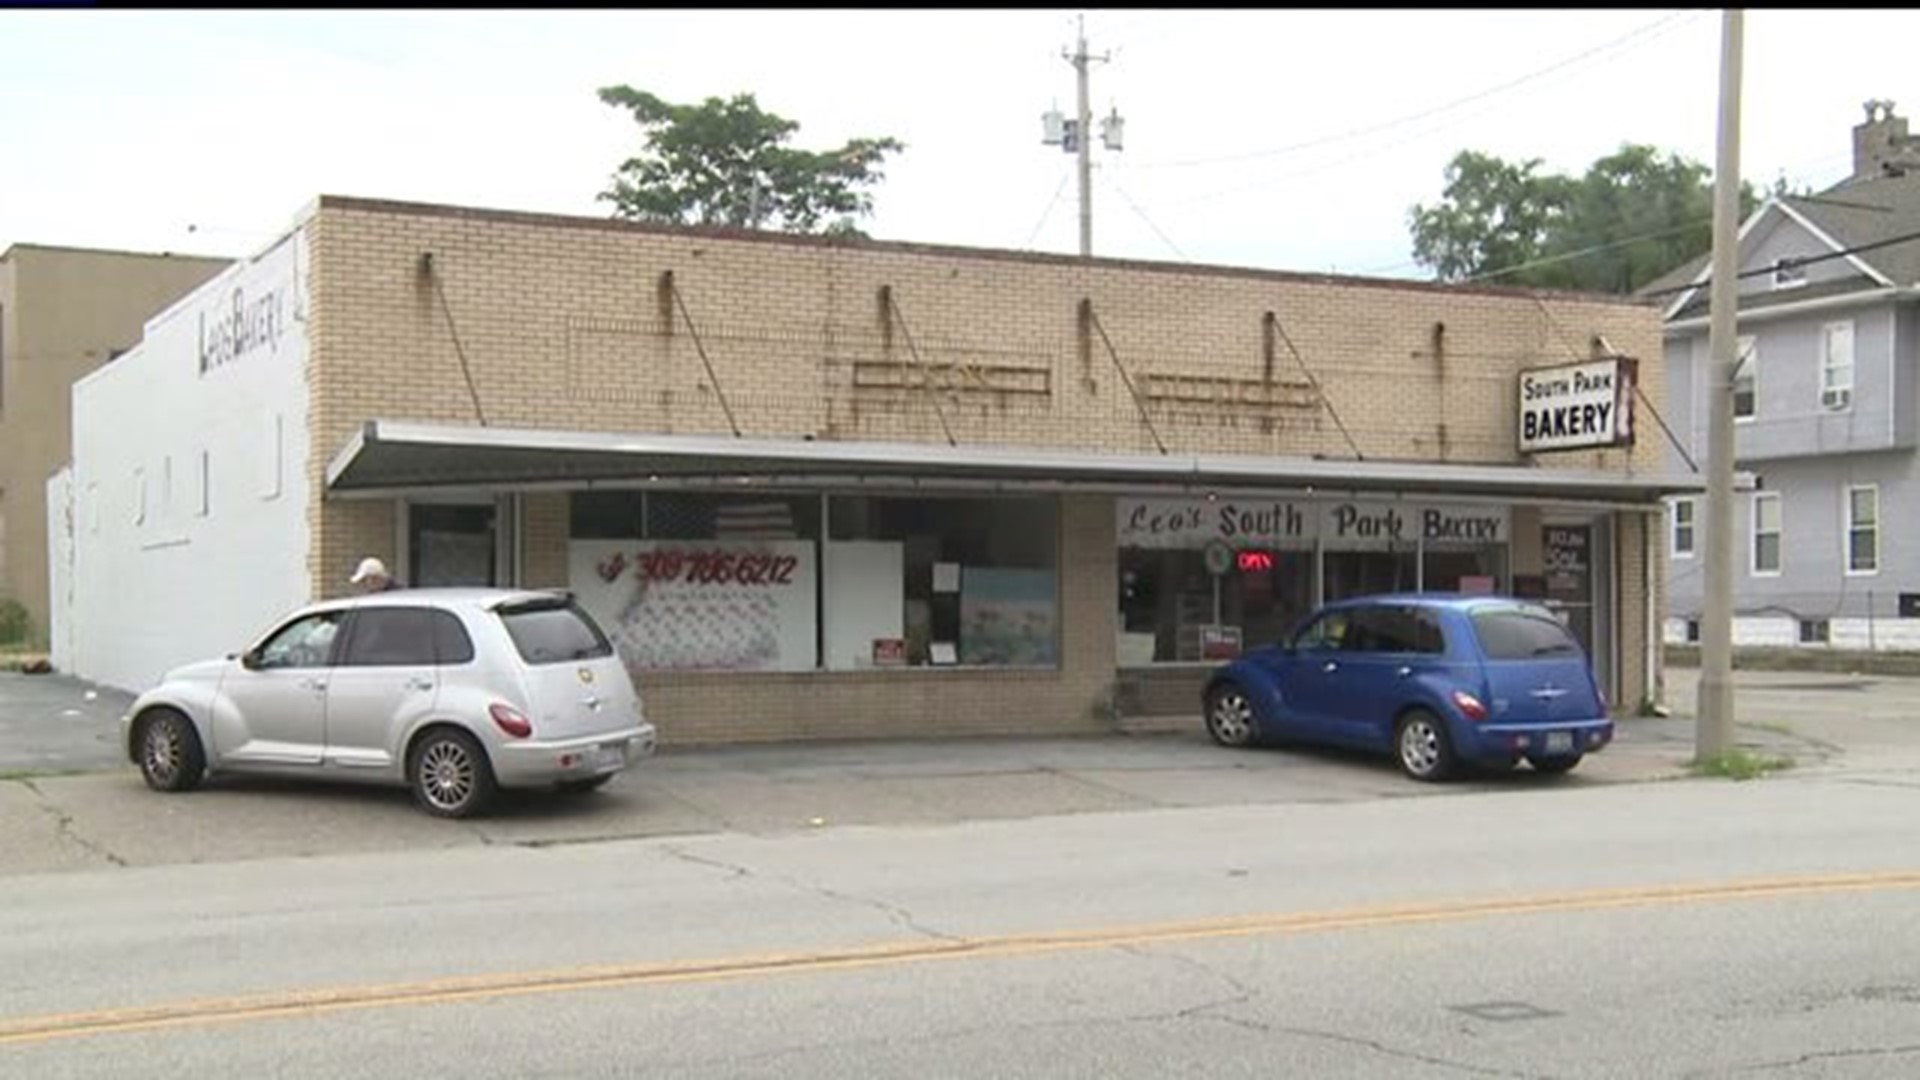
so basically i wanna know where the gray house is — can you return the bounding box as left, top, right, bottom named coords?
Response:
left=1650, top=100, right=1920, bottom=652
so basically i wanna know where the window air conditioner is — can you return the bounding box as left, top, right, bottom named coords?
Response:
left=1822, top=387, right=1852, bottom=410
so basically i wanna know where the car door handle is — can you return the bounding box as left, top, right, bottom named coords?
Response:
left=1397, top=666, right=1413, bottom=678
left=300, top=677, right=328, bottom=692
left=406, top=677, right=435, bottom=692
left=1322, top=661, right=1339, bottom=674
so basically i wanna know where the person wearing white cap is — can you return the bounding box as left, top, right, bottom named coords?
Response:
left=349, top=556, right=404, bottom=593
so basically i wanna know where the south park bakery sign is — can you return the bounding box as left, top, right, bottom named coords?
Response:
left=1517, top=357, right=1637, bottom=454
left=1116, top=498, right=1508, bottom=549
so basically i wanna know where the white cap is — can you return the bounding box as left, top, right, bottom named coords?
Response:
left=349, top=557, right=390, bottom=585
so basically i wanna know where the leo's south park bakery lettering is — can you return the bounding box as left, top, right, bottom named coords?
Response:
left=1117, top=498, right=1507, bottom=549
left=199, top=282, right=289, bottom=376
left=1118, top=497, right=1312, bottom=549
left=1517, top=358, right=1637, bottom=454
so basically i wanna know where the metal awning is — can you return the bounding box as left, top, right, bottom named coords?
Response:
left=325, top=420, right=1705, bottom=505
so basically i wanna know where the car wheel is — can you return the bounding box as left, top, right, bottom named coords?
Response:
left=1396, top=709, right=1457, bottom=782
left=1205, top=684, right=1261, bottom=748
left=408, top=728, right=498, bottom=819
left=1528, top=754, right=1583, bottom=775
left=556, top=775, right=614, bottom=795
left=137, top=709, right=206, bottom=793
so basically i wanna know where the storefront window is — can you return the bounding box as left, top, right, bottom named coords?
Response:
left=568, top=492, right=824, bottom=673
left=1421, top=547, right=1508, bottom=595
left=569, top=491, right=821, bottom=542
left=1322, top=549, right=1417, bottom=602
left=1116, top=498, right=1511, bottom=665
left=828, top=495, right=1058, bottom=669
left=1119, top=548, right=1313, bottom=663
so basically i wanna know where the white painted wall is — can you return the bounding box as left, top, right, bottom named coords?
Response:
left=1663, top=615, right=1920, bottom=652
left=67, top=227, right=312, bottom=692
left=45, top=468, right=73, bottom=672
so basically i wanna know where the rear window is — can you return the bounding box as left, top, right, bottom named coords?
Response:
left=1471, top=607, right=1582, bottom=660
left=498, top=599, right=614, bottom=665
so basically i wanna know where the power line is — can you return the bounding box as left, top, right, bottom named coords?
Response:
left=1136, top=13, right=1703, bottom=218
left=1465, top=219, right=1713, bottom=284
left=1021, top=170, right=1071, bottom=249
left=1105, top=173, right=1190, bottom=261
left=1359, top=149, right=1873, bottom=282
left=1639, top=227, right=1920, bottom=300
left=1126, top=10, right=1699, bottom=172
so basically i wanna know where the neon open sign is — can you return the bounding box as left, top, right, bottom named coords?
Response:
left=1236, top=550, right=1274, bottom=573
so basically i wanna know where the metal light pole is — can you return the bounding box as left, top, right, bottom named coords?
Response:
left=1697, top=9, right=1744, bottom=760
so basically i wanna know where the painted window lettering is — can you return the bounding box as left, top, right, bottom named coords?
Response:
left=1217, top=502, right=1305, bottom=538
left=1422, top=510, right=1503, bottom=542
left=1332, top=505, right=1404, bottom=540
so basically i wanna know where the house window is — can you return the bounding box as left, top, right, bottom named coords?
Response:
left=1670, top=498, right=1697, bottom=558
left=1732, top=336, right=1757, bottom=421
left=1798, top=618, right=1830, bottom=645
left=1847, top=484, right=1878, bottom=574
left=1771, top=259, right=1807, bottom=290
left=1820, top=320, right=1854, bottom=410
left=1685, top=619, right=1701, bottom=644
left=1751, top=491, right=1781, bottom=575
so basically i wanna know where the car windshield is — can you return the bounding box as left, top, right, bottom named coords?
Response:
left=497, top=599, right=614, bottom=665
left=1470, top=606, right=1582, bottom=659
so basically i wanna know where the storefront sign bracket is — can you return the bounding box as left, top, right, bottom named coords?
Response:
left=1082, top=299, right=1169, bottom=454
left=1265, top=311, right=1362, bottom=460
left=877, top=285, right=959, bottom=447
left=658, top=270, right=743, bottom=438
left=1594, top=334, right=1698, bottom=474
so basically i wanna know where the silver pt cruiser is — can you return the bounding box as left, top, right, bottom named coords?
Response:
left=122, top=588, right=657, bottom=818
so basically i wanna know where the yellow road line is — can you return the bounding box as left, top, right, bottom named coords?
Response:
left=5, top=869, right=1918, bottom=1048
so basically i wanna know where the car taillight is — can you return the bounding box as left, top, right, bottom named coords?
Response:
left=489, top=703, right=533, bottom=739
left=1451, top=690, right=1488, bottom=722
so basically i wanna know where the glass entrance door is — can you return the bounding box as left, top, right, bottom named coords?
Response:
left=406, top=497, right=519, bottom=588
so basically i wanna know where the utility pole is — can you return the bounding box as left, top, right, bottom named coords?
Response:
left=1070, top=17, right=1099, bottom=258
left=1697, top=9, right=1744, bottom=761
left=1041, top=16, right=1123, bottom=257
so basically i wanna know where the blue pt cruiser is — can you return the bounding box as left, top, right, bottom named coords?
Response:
left=1203, top=594, right=1613, bottom=780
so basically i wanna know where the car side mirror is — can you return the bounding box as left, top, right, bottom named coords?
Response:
left=239, top=650, right=262, bottom=671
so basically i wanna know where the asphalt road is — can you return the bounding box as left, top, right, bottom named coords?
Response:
left=4, top=768, right=1919, bottom=1078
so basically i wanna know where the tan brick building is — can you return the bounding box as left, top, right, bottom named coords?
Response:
left=61, top=196, right=1694, bottom=747
left=0, top=244, right=229, bottom=645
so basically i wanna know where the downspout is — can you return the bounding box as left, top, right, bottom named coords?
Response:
left=1645, top=509, right=1658, bottom=712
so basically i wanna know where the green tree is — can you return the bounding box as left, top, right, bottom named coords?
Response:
left=1408, top=144, right=1762, bottom=293
left=1408, top=151, right=1574, bottom=284
left=597, top=87, right=904, bottom=234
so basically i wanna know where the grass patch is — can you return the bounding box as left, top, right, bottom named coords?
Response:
left=1692, top=748, right=1796, bottom=781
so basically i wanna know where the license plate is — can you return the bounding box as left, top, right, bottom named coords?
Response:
left=1545, top=731, right=1574, bottom=754
left=590, top=743, right=627, bottom=771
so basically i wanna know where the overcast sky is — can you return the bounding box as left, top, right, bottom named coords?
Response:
left=1, top=9, right=1912, bottom=279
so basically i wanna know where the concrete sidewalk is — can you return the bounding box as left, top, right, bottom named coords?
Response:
left=0, top=666, right=1896, bottom=880
left=0, top=711, right=1815, bottom=880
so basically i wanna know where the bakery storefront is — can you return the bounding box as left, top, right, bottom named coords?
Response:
left=1117, top=495, right=1509, bottom=665
left=62, top=195, right=1692, bottom=742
